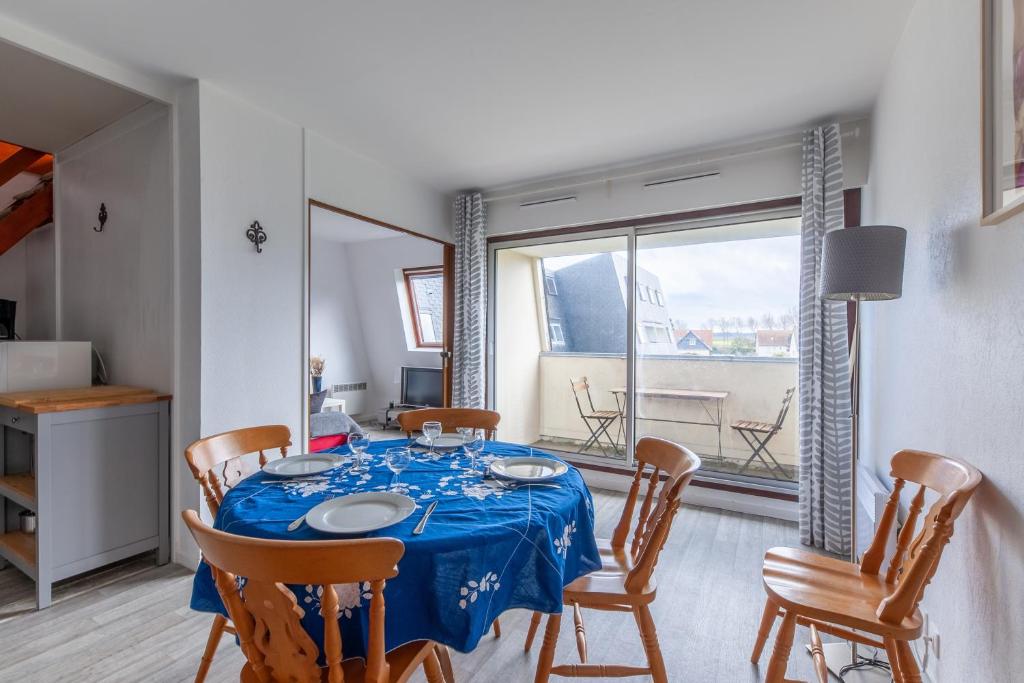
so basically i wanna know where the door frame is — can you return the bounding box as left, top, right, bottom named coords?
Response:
left=305, top=199, right=455, bottom=449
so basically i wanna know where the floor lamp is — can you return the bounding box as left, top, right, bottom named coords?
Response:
left=818, top=224, right=907, bottom=679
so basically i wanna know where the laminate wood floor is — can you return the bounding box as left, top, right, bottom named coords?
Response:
left=0, top=490, right=830, bottom=682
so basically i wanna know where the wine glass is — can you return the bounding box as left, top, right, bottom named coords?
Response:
left=347, top=432, right=370, bottom=474
left=422, top=420, right=443, bottom=460
left=456, top=426, right=474, bottom=458
left=385, top=447, right=412, bottom=489
left=464, top=430, right=485, bottom=476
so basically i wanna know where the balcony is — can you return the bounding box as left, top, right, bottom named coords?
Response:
left=496, top=351, right=798, bottom=482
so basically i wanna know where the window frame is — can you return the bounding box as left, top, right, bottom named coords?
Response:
left=637, top=283, right=648, bottom=302
left=549, top=321, right=565, bottom=345
left=544, top=274, right=558, bottom=295
left=403, top=265, right=445, bottom=349
left=641, top=321, right=671, bottom=344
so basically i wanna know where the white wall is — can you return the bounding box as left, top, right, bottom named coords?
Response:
left=343, top=234, right=443, bottom=414
left=494, top=249, right=543, bottom=444
left=306, top=130, right=450, bottom=242
left=309, top=235, right=371, bottom=416
left=22, top=223, right=55, bottom=340
left=861, top=1, right=1024, bottom=680
left=484, top=122, right=870, bottom=236
left=57, top=102, right=173, bottom=391
left=197, top=82, right=305, bottom=440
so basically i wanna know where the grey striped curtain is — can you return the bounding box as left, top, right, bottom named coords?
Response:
left=452, top=192, right=487, bottom=409
left=798, top=124, right=853, bottom=556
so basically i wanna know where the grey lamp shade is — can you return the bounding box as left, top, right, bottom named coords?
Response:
left=820, top=225, right=907, bottom=301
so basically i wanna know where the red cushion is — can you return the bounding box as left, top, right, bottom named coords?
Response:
left=309, top=433, right=348, bottom=452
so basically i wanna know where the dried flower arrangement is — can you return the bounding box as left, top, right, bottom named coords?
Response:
left=309, top=355, right=326, bottom=378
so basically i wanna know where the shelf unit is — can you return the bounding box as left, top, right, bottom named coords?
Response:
left=0, top=386, right=170, bottom=609
left=0, top=472, right=36, bottom=510
left=0, top=529, right=36, bottom=577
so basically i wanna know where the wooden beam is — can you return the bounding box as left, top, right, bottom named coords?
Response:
left=0, top=187, right=53, bottom=256
left=0, top=148, right=46, bottom=186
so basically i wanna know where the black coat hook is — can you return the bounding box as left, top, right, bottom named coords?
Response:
left=246, top=220, right=267, bottom=253
left=93, top=203, right=108, bottom=232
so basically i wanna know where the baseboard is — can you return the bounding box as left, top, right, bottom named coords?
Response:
left=579, top=468, right=799, bottom=521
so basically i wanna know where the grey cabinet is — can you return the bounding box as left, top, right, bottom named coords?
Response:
left=0, top=390, right=170, bottom=609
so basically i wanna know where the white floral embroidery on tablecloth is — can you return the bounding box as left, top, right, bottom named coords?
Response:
left=303, top=582, right=373, bottom=619
left=282, top=476, right=332, bottom=497
left=458, top=571, right=501, bottom=609
left=554, top=520, right=577, bottom=557
left=461, top=482, right=506, bottom=501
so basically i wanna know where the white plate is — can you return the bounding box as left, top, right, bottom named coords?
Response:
left=415, top=434, right=464, bottom=450
left=262, top=453, right=342, bottom=477
left=306, top=492, right=417, bottom=534
left=489, top=456, right=569, bottom=483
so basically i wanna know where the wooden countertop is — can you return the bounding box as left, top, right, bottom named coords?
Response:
left=0, top=385, right=171, bottom=414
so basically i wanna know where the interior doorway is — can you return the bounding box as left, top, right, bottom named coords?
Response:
left=305, top=200, right=454, bottom=452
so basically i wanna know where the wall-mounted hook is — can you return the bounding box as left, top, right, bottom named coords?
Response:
left=246, top=220, right=267, bottom=253
left=93, top=203, right=108, bottom=232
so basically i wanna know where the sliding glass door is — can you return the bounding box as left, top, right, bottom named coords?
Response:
left=633, top=218, right=800, bottom=483
left=489, top=210, right=800, bottom=487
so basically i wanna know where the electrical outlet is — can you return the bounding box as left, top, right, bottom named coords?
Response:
left=913, top=608, right=940, bottom=682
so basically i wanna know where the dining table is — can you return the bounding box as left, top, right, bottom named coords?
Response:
left=189, top=439, right=601, bottom=660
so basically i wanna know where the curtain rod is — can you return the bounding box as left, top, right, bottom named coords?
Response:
left=482, top=126, right=861, bottom=204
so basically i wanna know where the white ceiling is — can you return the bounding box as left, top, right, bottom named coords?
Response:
left=311, top=204, right=412, bottom=244
left=0, top=1, right=914, bottom=189
left=0, top=39, right=150, bottom=152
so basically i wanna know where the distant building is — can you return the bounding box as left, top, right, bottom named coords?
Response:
left=756, top=329, right=795, bottom=357
left=674, top=329, right=713, bottom=355
left=543, top=253, right=675, bottom=355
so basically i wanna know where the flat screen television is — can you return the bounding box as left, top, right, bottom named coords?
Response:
left=400, top=366, right=443, bottom=407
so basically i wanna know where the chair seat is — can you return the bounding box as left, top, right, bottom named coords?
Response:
left=584, top=410, right=621, bottom=420
left=762, top=546, right=923, bottom=639
left=242, top=640, right=438, bottom=683
left=731, top=420, right=775, bottom=433
left=563, top=538, right=656, bottom=606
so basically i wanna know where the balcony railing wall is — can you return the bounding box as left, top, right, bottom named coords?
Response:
left=538, top=353, right=799, bottom=469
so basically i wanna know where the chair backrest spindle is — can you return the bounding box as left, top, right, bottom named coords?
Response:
left=608, top=437, right=700, bottom=593
left=853, top=450, right=981, bottom=625
left=185, top=425, right=292, bottom=516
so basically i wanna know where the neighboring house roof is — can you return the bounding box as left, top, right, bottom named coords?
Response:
left=675, top=328, right=713, bottom=347
left=675, top=329, right=713, bottom=351
left=756, top=330, right=793, bottom=347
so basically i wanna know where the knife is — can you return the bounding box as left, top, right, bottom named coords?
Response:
left=412, top=500, right=439, bottom=535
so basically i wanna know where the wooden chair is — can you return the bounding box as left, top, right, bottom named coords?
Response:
left=182, top=510, right=452, bottom=683
left=750, top=449, right=983, bottom=683
left=527, top=436, right=701, bottom=683
left=569, top=377, right=623, bottom=457
left=730, top=387, right=795, bottom=480
left=184, top=425, right=292, bottom=683
left=396, top=407, right=504, bottom=639
left=396, top=407, right=500, bottom=440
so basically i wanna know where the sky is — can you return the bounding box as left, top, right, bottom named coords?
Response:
left=544, top=234, right=800, bottom=330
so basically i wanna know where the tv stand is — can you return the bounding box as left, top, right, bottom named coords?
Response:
left=381, top=404, right=432, bottom=430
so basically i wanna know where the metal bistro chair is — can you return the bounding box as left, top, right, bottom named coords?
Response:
left=569, top=377, right=623, bottom=457
left=730, top=387, right=795, bottom=480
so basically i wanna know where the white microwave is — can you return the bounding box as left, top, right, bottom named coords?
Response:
left=0, top=341, right=92, bottom=393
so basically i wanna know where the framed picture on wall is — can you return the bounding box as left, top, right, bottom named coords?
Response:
left=983, top=0, right=1024, bottom=223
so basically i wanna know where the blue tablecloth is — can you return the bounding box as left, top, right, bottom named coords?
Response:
left=190, top=439, right=601, bottom=658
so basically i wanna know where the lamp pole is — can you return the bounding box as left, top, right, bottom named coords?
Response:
left=818, top=225, right=907, bottom=680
